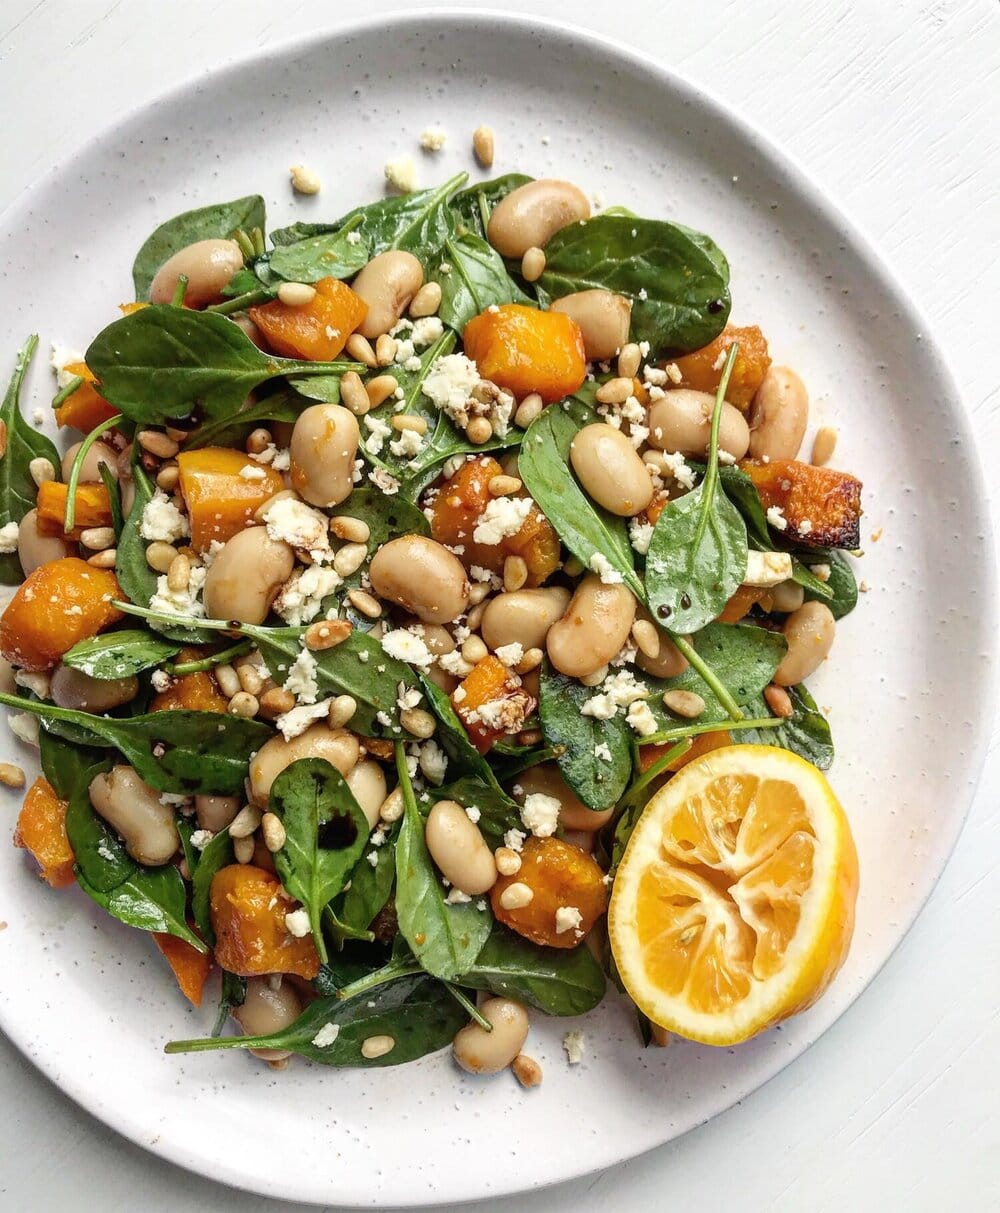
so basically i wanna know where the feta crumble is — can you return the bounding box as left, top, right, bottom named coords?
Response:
left=626, top=699, right=657, bottom=737
left=276, top=698, right=334, bottom=741
left=389, top=427, right=425, bottom=459
left=263, top=496, right=331, bottom=560
left=384, top=155, right=417, bottom=193
left=312, top=1023, right=341, bottom=1048
left=766, top=505, right=788, bottom=532
left=629, top=518, right=654, bottom=555
left=189, top=829, right=214, bottom=851
left=239, top=464, right=267, bottom=481
left=364, top=413, right=393, bottom=456
left=381, top=628, right=434, bottom=669
left=520, top=792, right=560, bottom=838
left=0, top=521, right=19, bottom=554
left=494, top=641, right=524, bottom=667
left=149, top=564, right=207, bottom=626
left=273, top=565, right=342, bottom=626
left=284, top=909, right=311, bottom=937
left=417, top=738, right=447, bottom=784
left=140, top=490, right=189, bottom=543
left=563, top=1031, right=585, bottom=1065
left=472, top=496, right=532, bottom=545
left=503, top=828, right=526, bottom=853
left=555, top=906, right=583, bottom=935
left=589, top=552, right=624, bottom=584
left=422, top=353, right=481, bottom=418
left=742, top=549, right=793, bottom=588
left=283, top=647, right=320, bottom=704
left=419, top=126, right=447, bottom=151
left=50, top=341, right=85, bottom=388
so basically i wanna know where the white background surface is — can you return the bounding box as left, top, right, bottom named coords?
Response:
left=0, top=1, right=997, bottom=1210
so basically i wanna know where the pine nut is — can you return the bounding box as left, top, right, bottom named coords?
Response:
left=409, top=282, right=442, bottom=318
left=259, top=687, right=296, bottom=718
left=595, top=377, right=633, bottom=405
left=345, top=333, right=377, bottom=367
left=812, top=426, right=838, bottom=467
left=87, top=549, right=118, bottom=569
left=631, top=619, right=661, bottom=659
left=400, top=707, right=436, bottom=738
left=328, top=694, right=358, bottom=727
left=466, top=602, right=487, bottom=631
left=29, top=458, right=55, bottom=487
left=166, top=553, right=191, bottom=592
left=347, top=589, right=382, bottom=619
left=515, top=647, right=543, bottom=674
left=580, top=664, right=608, bottom=687
left=466, top=417, right=493, bottom=444
left=152, top=461, right=179, bottom=490
left=165, top=426, right=189, bottom=444
left=340, top=371, right=371, bottom=416
left=261, top=812, right=286, bottom=852
left=512, top=1053, right=542, bottom=1088
left=488, top=474, right=522, bottom=497
left=375, top=334, right=398, bottom=366
left=468, top=583, right=492, bottom=606
left=0, top=762, right=26, bottom=789
left=495, top=847, right=522, bottom=876
left=333, top=542, right=368, bottom=578
left=329, top=515, right=370, bottom=543
left=499, top=882, right=533, bottom=910
left=366, top=375, right=398, bottom=408
left=233, top=835, right=255, bottom=864
left=391, top=414, right=428, bottom=434
left=235, top=660, right=265, bottom=696
left=617, top=343, right=641, bottom=379
left=214, top=663, right=241, bottom=698
left=650, top=1024, right=671, bottom=1047
left=289, top=164, right=321, bottom=195
left=145, top=541, right=177, bottom=573
left=361, top=1034, right=395, bottom=1060
left=764, top=683, right=794, bottom=718
left=662, top=689, right=705, bottom=718
left=472, top=124, right=495, bottom=168
left=276, top=282, right=316, bottom=307
left=461, top=635, right=488, bottom=664
left=514, top=393, right=543, bottom=429
left=521, top=247, right=546, bottom=283
left=562, top=555, right=585, bottom=577
left=229, top=805, right=262, bottom=839
left=137, top=430, right=179, bottom=459
left=304, top=618, right=352, bottom=651
left=379, top=787, right=404, bottom=823
left=503, top=555, right=528, bottom=592
left=246, top=427, right=273, bottom=455
left=80, top=526, right=116, bottom=551
left=229, top=691, right=259, bottom=718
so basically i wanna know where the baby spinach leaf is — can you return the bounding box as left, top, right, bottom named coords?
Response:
left=797, top=549, right=858, bottom=619
left=417, top=675, right=491, bottom=785
left=86, top=305, right=361, bottom=426
left=433, top=233, right=528, bottom=331
left=393, top=745, right=491, bottom=981
left=646, top=351, right=748, bottom=632
left=284, top=375, right=342, bottom=404
left=269, top=758, right=370, bottom=963
left=742, top=684, right=834, bottom=768
left=213, top=970, right=247, bottom=1037
left=0, top=694, right=270, bottom=794
left=331, top=487, right=429, bottom=588
left=131, top=195, right=266, bottom=300
left=518, top=397, right=643, bottom=598
left=457, top=924, right=606, bottom=1016
left=191, top=827, right=233, bottom=944
left=0, top=336, right=60, bottom=585
left=538, top=663, right=632, bottom=810
left=432, top=775, right=521, bottom=845
left=62, top=630, right=180, bottom=680
left=266, top=222, right=370, bottom=284
left=536, top=215, right=731, bottom=356
left=336, top=822, right=398, bottom=934
left=183, top=387, right=304, bottom=449
left=39, top=729, right=103, bottom=800
left=451, top=173, right=533, bottom=238
left=64, top=774, right=206, bottom=951
left=166, top=974, right=465, bottom=1065
left=338, top=172, right=467, bottom=261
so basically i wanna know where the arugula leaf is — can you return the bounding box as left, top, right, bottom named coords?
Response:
left=166, top=974, right=465, bottom=1065
left=433, top=233, right=528, bottom=331
left=61, top=630, right=180, bottom=680
left=451, top=173, right=533, bottom=238
left=536, top=215, right=731, bottom=356
left=191, top=828, right=233, bottom=944
left=0, top=336, right=60, bottom=585
left=268, top=759, right=370, bottom=963
left=393, top=744, right=491, bottom=981
left=742, top=684, right=834, bottom=768
left=131, top=195, right=266, bottom=300
left=538, top=663, right=632, bottom=809
left=518, top=397, right=643, bottom=598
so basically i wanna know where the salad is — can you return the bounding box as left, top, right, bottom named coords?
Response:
left=0, top=151, right=863, bottom=1082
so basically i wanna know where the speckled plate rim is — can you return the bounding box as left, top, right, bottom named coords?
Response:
left=0, top=9, right=995, bottom=1208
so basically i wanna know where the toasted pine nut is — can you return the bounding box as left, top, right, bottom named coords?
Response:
left=0, top=762, right=26, bottom=789
left=87, top=549, right=118, bottom=569
left=366, top=375, right=398, bottom=408
left=499, top=882, right=533, bottom=910
left=155, top=463, right=180, bottom=491
left=764, top=683, right=794, bottom=718
left=229, top=805, right=262, bottom=839
left=137, top=430, right=179, bottom=459
left=488, top=474, right=522, bottom=497
left=662, top=689, right=705, bottom=718
left=466, top=602, right=487, bottom=631
left=304, top=618, right=352, bottom=651
left=289, top=164, right=321, bottom=194
left=562, top=555, right=585, bottom=577
left=333, top=542, right=368, bottom=578
left=166, top=553, right=191, bottom=592
left=650, top=1024, right=671, bottom=1047
left=409, top=282, right=442, bottom=318
left=229, top=691, right=259, bottom=718
left=617, top=343, right=641, bottom=379
left=472, top=125, right=495, bottom=168
left=468, top=583, right=492, bottom=605
left=361, top=1034, right=395, bottom=1060
left=329, top=515, right=370, bottom=543
left=328, top=694, right=358, bottom=727
left=214, top=663, right=241, bottom=699
left=466, top=417, right=493, bottom=444
left=495, top=847, right=522, bottom=876
left=246, top=427, right=273, bottom=455
left=400, top=707, right=436, bottom=738
left=261, top=812, right=286, bottom=852
left=145, top=541, right=177, bottom=573
left=80, top=526, right=116, bottom=551
left=461, top=635, right=488, bottom=664
left=580, top=664, right=608, bottom=688
left=517, top=728, right=544, bottom=747
left=235, top=660, right=265, bottom=696
left=29, top=457, right=55, bottom=487
left=345, top=333, right=377, bottom=367
left=503, top=555, right=528, bottom=592
left=515, top=647, right=543, bottom=674
left=512, top=1054, right=543, bottom=1088
left=514, top=393, right=543, bottom=429
left=811, top=426, right=838, bottom=466
left=340, top=371, right=371, bottom=416
left=521, top=247, right=546, bottom=283
left=277, top=281, right=317, bottom=307
left=595, top=377, right=633, bottom=405
left=233, top=835, right=255, bottom=864
left=391, top=414, right=428, bottom=434
left=165, top=426, right=189, bottom=444
left=379, top=787, right=404, bottom=823
left=375, top=334, right=398, bottom=366
left=259, top=687, right=296, bottom=718
left=347, top=588, right=382, bottom=619
left=631, top=619, right=661, bottom=659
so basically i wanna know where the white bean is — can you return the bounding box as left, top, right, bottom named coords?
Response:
left=749, top=366, right=809, bottom=461
left=233, top=976, right=303, bottom=1062
left=516, top=763, right=613, bottom=830
left=61, top=439, right=118, bottom=484
left=289, top=404, right=359, bottom=508
left=647, top=389, right=750, bottom=461
left=16, top=508, right=73, bottom=575
left=570, top=424, right=654, bottom=517
left=480, top=588, right=570, bottom=652
left=195, top=794, right=240, bottom=832
left=50, top=664, right=138, bottom=713
left=89, top=766, right=179, bottom=866
left=345, top=761, right=388, bottom=830
left=774, top=601, right=836, bottom=686
left=149, top=238, right=244, bottom=308
left=453, top=997, right=530, bottom=1074
left=546, top=575, right=636, bottom=679
left=487, top=180, right=591, bottom=259
left=249, top=724, right=360, bottom=807
left=203, top=527, right=295, bottom=625
left=368, top=535, right=470, bottom=625
left=352, top=251, right=424, bottom=338
left=425, top=799, right=497, bottom=895
left=549, top=290, right=631, bottom=362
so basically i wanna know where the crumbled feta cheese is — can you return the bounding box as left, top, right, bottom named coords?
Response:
left=345, top=230, right=362, bottom=246
left=629, top=518, right=654, bottom=555
left=369, top=468, right=400, bottom=495
left=381, top=628, right=434, bottom=668
left=422, top=353, right=481, bottom=418
left=475, top=693, right=532, bottom=734
left=263, top=496, right=331, bottom=559
left=140, top=490, right=189, bottom=543
left=521, top=792, right=560, bottom=838
left=637, top=287, right=648, bottom=301
left=438, top=650, right=473, bottom=677
left=464, top=804, right=481, bottom=824
left=445, top=888, right=471, bottom=905
left=275, top=698, right=334, bottom=741
left=555, top=906, right=583, bottom=934
left=284, top=909, right=311, bottom=937
left=411, top=317, right=444, bottom=346
left=494, top=642, right=524, bottom=667
left=364, top=413, right=393, bottom=455
left=766, top=505, right=788, bottom=532
left=589, top=552, right=624, bottom=584
left=658, top=450, right=696, bottom=490
left=366, top=851, right=379, bottom=867
left=472, top=496, right=532, bottom=545
left=798, top=518, right=814, bottom=535
left=419, top=126, right=447, bottom=151
left=150, top=669, right=171, bottom=692
left=581, top=670, right=649, bottom=720
left=742, top=549, right=793, bottom=588
left=283, top=647, right=319, bottom=704
left=389, top=427, right=425, bottom=459
left=50, top=342, right=85, bottom=388
left=8, top=712, right=39, bottom=747
left=811, top=563, right=832, bottom=582
left=563, top=1031, right=585, bottom=1065
left=273, top=564, right=342, bottom=626
left=384, top=155, right=417, bottom=193
left=189, top=829, right=214, bottom=851
left=239, top=464, right=267, bottom=481
left=594, top=742, right=613, bottom=762
left=148, top=564, right=207, bottom=626
left=504, top=828, right=526, bottom=853
left=418, top=739, right=447, bottom=784
left=626, top=699, right=657, bottom=737
left=312, top=1022, right=341, bottom=1047
left=0, top=521, right=19, bottom=553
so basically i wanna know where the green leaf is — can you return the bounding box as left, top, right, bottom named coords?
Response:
left=39, top=729, right=103, bottom=800
left=86, top=305, right=361, bottom=426
left=518, top=397, right=643, bottom=598
left=166, top=974, right=465, bottom=1065
left=61, top=629, right=180, bottom=680
left=742, top=684, right=834, bottom=768
left=797, top=550, right=858, bottom=619
left=417, top=675, right=492, bottom=784
left=433, top=233, right=527, bottom=331
left=0, top=337, right=60, bottom=584
left=393, top=745, right=491, bottom=981
left=266, top=224, right=370, bottom=283
left=536, top=216, right=731, bottom=356
left=191, top=828, right=233, bottom=944
left=269, top=758, right=370, bottom=963
left=538, top=663, right=632, bottom=809
left=131, top=196, right=266, bottom=300
left=336, top=821, right=398, bottom=934
left=213, top=970, right=247, bottom=1037
left=451, top=173, right=534, bottom=239
left=183, top=388, right=304, bottom=449
left=339, top=173, right=467, bottom=260
left=457, top=924, right=606, bottom=1016
left=0, top=694, right=270, bottom=795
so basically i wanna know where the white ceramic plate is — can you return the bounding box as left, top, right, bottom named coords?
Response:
left=0, top=12, right=994, bottom=1208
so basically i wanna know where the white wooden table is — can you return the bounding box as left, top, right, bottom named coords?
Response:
left=1, top=2, right=997, bottom=1209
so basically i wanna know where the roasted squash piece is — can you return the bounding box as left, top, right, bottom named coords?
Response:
left=150, top=647, right=229, bottom=713
left=177, top=447, right=285, bottom=552
left=55, top=362, right=120, bottom=432
left=451, top=655, right=535, bottom=754
left=742, top=458, right=862, bottom=549
left=637, top=730, right=734, bottom=773
left=671, top=325, right=771, bottom=410
left=153, top=933, right=213, bottom=1006
left=490, top=836, right=607, bottom=948
left=249, top=276, right=367, bottom=361
left=14, top=776, right=75, bottom=888
left=210, top=864, right=320, bottom=979
left=463, top=303, right=586, bottom=403
left=35, top=480, right=113, bottom=541
left=717, top=585, right=766, bottom=624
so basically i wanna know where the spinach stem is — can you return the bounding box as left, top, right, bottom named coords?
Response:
left=63, top=413, right=123, bottom=534
left=165, top=639, right=252, bottom=675
left=641, top=714, right=781, bottom=749
left=164, top=1035, right=250, bottom=1054
left=668, top=633, right=744, bottom=721
left=618, top=739, right=693, bottom=812
left=111, top=600, right=235, bottom=632
left=444, top=982, right=493, bottom=1031
left=232, top=228, right=256, bottom=261
left=205, top=288, right=273, bottom=315
left=693, top=343, right=739, bottom=549
left=170, top=274, right=189, bottom=307
left=51, top=374, right=84, bottom=408
left=336, top=957, right=422, bottom=1002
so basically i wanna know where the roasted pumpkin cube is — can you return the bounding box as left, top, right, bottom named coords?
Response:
left=35, top=480, right=113, bottom=541
left=153, top=933, right=213, bottom=1007
left=150, top=647, right=230, bottom=713
left=210, top=864, right=320, bottom=979
left=177, top=447, right=285, bottom=552
left=463, top=303, right=586, bottom=403
left=490, top=836, right=608, bottom=948
left=14, top=776, right=75, bottom=888
left=249, top=276, right=367, bottom=361
left=637, top=730, right=734, bottom=773
left=671, top=325, right=771, bottom=410
left=452, top=655, right=536, bottom=754
left=742, top=458, right=862, bottom=549
left=55, top=362, right=120, bottom=432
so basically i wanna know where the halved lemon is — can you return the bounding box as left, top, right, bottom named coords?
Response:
left=609, top=745, right=858, bottom=1046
